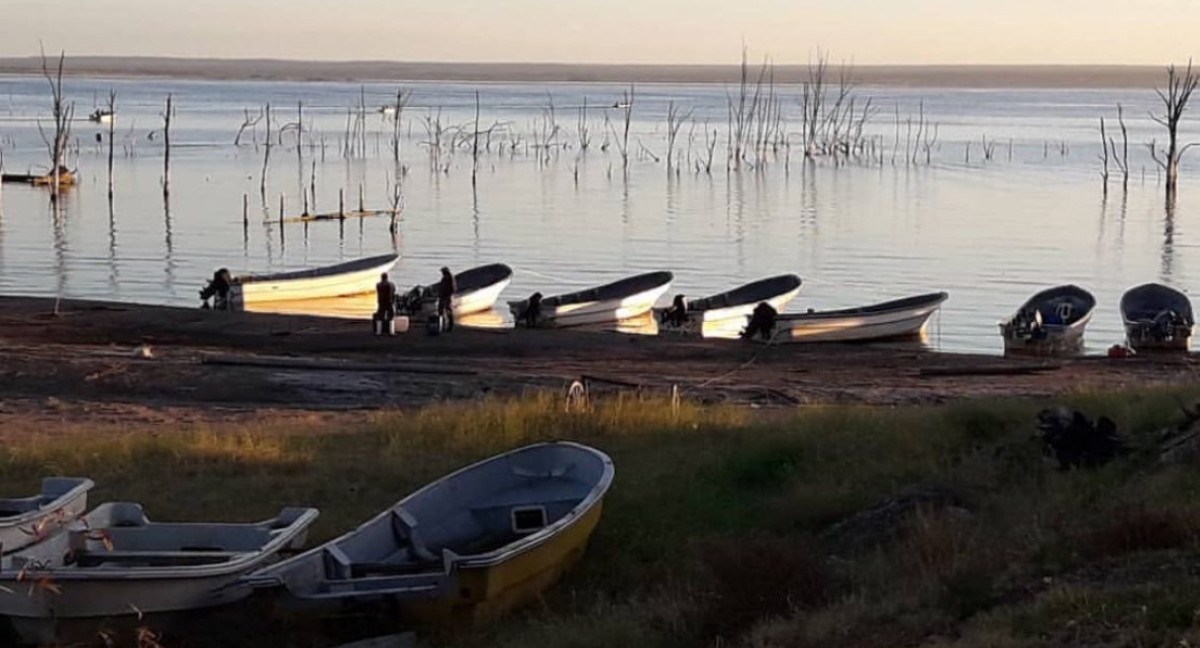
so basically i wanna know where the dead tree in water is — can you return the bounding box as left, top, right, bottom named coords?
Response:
left=1147, top=61, right=1198, bottom=202
left=665, top=101, right=692, bottom=174
left=389, top=88, right=412, bottom=166
left=472, top=91, right=481, bottom=185
left=1099, top=117, right=1110, bottom=195
left=605, top=86, right=635, bottom=171
left=161, top=94, right=173, bottom=197
left=37, top=48, right=73, bottom=195
left=1108, top=104, right=1130, bottom=192
left=234, top=107, right=263, bottom=147
left=576, top=97, right=591, bottom=151
left=260, top=103, right=273, bottom=199
left=106, top=90, right=116, bottom=199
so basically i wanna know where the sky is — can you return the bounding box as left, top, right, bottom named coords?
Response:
left=0, top=0, right=1198, bottom=65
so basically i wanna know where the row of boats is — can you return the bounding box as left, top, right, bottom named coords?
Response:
left=207, top=253, right=1197, bottom=351
left=211, top=254, right=951, bottom=343
left=0, top=442, right=613, bottom=643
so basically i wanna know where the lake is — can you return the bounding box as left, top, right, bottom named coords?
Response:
left=0, top=74, right=1196, bottom=354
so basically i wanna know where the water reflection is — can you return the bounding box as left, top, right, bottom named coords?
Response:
left=1162, top=200, right=1177, bottom=282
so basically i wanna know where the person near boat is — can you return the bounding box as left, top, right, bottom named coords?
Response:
left=438, top=266, right=457, bottom=332
left=742, top=302, right=778, bottom=341
left=374, top=272, right=397, bottom=336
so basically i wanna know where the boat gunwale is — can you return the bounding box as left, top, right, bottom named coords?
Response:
left=776, top=291, right=948, bottom=322
left=0, top=478, right=93, bottom=530
left=235, top=254, right=399, bottom=285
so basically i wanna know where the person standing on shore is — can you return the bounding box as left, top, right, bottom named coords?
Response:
left=374, top=272, right=397, bottom=335
left=438, top=267, right=457, bottom=332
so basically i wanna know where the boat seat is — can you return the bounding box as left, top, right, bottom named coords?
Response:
left=323, top=544, right=355, bottom=580
left=391, top=507, right=439, bottom=563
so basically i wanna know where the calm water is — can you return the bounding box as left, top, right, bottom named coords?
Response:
left=0, top=75, right=1197, bottom=354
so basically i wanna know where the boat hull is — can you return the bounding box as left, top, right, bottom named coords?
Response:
left=510, top=283, right=671, bottom=327
left=776, top=295, right=946, bottom=343
left=660, top=284, right=801, bottom=338
left=231, top=255, right=399, bottom=306
left=1124, top=323, right=1193, bottom=351
left=413, top=278, right=512, bottom=318
left=405, top=499, right=604, bottom=624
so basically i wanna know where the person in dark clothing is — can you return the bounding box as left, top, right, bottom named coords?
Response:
left=199, top=268, right=233, bottom=310
left=437, top=267, right=457, bottom=332
left=662, top=294, right=689, bottom=327
left=521, top=292, right=544, bottom=328
left=741, top=302, right=778, bottom=341
left=375, top=272, right=397, bottom=335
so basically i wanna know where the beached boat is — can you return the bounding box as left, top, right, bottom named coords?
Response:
left=773, top=292, right=948, bottom=343
left=203, top=254, right=399, bottom=309
left=658, top=274, right=802, bottom=336
left=398, top=263, right=513, bottom=318
left=247, top=442, right=614, bottom=625
left=1000, top=285, right=1096, bottom=354
left=0, top=502, right=318, bottom=643
left=508, top=271, right=673, bottom=327
left=1121, top=283, right=1194, bottom=351
left=0, top=478, right=93, bottom=555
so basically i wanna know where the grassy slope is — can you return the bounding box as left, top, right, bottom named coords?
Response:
left=3, top=388, right=1200, bottom=647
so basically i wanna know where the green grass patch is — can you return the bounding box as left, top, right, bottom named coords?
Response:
left=3, top=386, right=1200, bottom=646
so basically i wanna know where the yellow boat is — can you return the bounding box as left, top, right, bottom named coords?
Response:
left=246, top=442, right=614, bottom=624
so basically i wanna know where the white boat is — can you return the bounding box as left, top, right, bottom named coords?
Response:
left=658, top=274, right=802, bottom=337
left=509, top=271, right=673, bottom=328
left=247, top=442, right=613, bottom=625
left=1121, top=283, right=1194, bottom=352
left=0, top=502, right=318, bottom=643
left=1000, top=285, right=1096, bottom=355
left=0, top=478, right=93, bottom=555
left=203, top=254, right=399, bottom=309
left=773, top=292, right=948, bottom=343
left=398, top=263, right=513, bottom=318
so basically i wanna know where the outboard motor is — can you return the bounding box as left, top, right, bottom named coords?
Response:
left=199, top=268, right=233, bottom=311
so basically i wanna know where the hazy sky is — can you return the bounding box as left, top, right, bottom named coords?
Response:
left=1, top=0, right=1197, bottom=65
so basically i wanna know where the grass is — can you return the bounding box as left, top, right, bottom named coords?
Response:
left=3, top=386, right=1200, bottom=646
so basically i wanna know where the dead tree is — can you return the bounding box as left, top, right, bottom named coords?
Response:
left=665, top=101, right=692, bottom=173
left=606, top=86, right=635, bottom=170
left=106, top=90, right=116, bottom=199
left=472, top=91, right=481, bottom=185
left=1148, top=61, right=1198, bottom=201
left=576, top=97, right=591, bottom=151
left=37, top=48, right=74, bottom=194
left=1099, top=117, right=1110, bottom=195
left=234, top=107, right=262, bottom=147
left=161, top=94, right=173, bottom=197
left=1108, top=104, right=1130, bottom=192
left=260, top=103, right=272, bottom=199
left=389, top=88, right=412, bottom=166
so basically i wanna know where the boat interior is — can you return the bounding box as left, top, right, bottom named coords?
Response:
left=454, top=263, right=514, bottom=293
left=4, top=503, right=313, bottom=570
left=314, top=447, right=608, bottom=588
left=0, top=478, right=89, bottom=520
left=1122, top=284, right=1195, bottom=325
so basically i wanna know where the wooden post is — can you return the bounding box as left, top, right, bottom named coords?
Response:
left=339, top=188, right=345, bottom=218
left=358, top=184, right=364, bottom=213
left=243, top=193, right=249, bottom=226
left=279, top=194, right=284, bottom=224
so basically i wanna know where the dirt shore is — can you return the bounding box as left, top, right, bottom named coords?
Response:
left=0, top=296, right=1197, bottom=430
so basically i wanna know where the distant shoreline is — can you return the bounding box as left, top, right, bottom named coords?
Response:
left=0, top=56, right=1169, bottom=88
